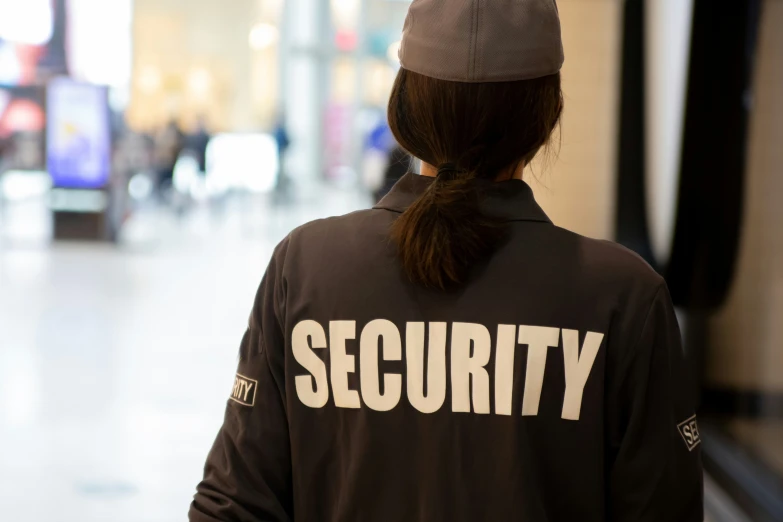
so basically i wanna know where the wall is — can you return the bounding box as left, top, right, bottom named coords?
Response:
left=529, top=0, right=622, bottom=240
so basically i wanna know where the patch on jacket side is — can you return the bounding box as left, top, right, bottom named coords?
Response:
left=677, top=415, right=701, bottom=451
left=230, top=373, right=257, bottom=407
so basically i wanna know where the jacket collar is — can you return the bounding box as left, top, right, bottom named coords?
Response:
left=373, top=172, right=552, bottom=224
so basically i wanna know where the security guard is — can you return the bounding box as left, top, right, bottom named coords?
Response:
left=190, top=0, right=703, bottom=520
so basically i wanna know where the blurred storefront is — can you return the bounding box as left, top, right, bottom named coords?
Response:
left=128, top=0, right=279, bottom=133
left=126, top=0, right=408, bottom=188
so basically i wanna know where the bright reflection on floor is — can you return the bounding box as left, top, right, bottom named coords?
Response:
left=0, top=188, right=370, bottom=522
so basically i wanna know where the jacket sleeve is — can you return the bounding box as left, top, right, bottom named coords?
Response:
left=189, top=239, right=293, bottom=522
left=607, top=283, right=704, bottom=522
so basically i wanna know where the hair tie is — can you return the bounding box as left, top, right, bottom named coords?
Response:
left=437, top=163, right=462, bottom=179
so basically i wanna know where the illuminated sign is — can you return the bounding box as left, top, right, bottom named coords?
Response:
left=46, top=78, right=111, bottom=189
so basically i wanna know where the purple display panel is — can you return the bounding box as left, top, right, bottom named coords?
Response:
left=46, top=78, right=110, bottom=189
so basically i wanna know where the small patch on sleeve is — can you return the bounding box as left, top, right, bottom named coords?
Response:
left=677, top=415, right=701, bottom=451
left=230, top=373, right=258, bottom=407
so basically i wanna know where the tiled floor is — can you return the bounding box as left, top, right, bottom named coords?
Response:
left=0, top=189, right=370, bottom=522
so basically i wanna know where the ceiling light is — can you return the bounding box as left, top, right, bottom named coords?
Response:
left=249, top=23, right=279, bottom=51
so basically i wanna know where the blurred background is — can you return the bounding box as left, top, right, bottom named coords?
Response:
left=0, top=0, right=780, bottom=520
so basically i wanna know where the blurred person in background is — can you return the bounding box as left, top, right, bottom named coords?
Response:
left=273, top=112, right=291, bottom=199
left=373, top=143, right=409, bottom=203
left=0, top=134, right=11, bottom=171
left=189, top=1, right=703, bottom=521
left=154, top=118, right=184, bottom=195
left=360, top=114, right=395, bottom=197
left=185, top=115, right=212, bottom=175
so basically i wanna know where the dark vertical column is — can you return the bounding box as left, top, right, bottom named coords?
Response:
left=615, top=0, right=656, bottom=267
left=665, top=0, right=762, bottom=309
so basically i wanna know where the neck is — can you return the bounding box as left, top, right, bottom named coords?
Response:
left=420, top=162, right=525, bottom=181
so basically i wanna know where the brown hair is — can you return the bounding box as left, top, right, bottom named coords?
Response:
left=387, top=68, right=563, bottom=289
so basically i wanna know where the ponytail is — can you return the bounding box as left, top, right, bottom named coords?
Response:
left=391, top=167, right=507, bottom=289
left=387, top=68, right=562, bottom=289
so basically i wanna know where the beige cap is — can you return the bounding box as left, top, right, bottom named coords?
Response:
left=398, top=0, right=564, bottom=83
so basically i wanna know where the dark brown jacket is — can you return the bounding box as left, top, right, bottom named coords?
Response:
left=190, top=173, right=703, bottom=522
